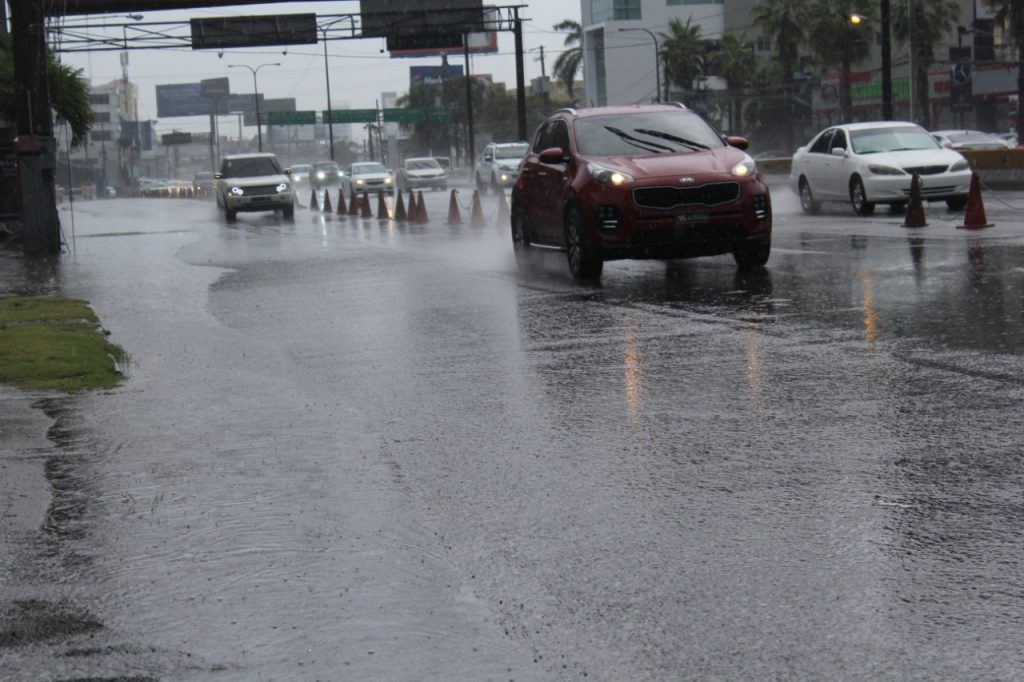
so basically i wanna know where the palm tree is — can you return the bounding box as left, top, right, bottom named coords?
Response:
left=0, top=34, right=92, bottom=147
left=892, top=0, right=959, bottom=128
left=710, top=33, right=757, bottom=131
left=981, top=0, right=1024, bottom=131
left=660, top=17, right=706, bottom=98
left=752, top=0, right=812, bottom=149
left=552, top=20, right=583, bottom=104
left=808, top=0, right=876, bottom=122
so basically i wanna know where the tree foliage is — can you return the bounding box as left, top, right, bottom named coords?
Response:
left=660, top=17, right=706, bottom=94
left=891, top=0, right=960, bottom=127
left=0, top=34, right=93, bottom=148
left=552, top=19, right=583, bottom=104
left=808, top=0, right=876, bottom=121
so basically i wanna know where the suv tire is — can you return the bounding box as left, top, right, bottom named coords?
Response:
left=565, top=206, right=603, bottom=280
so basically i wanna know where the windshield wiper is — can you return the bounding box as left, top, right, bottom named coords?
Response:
left=633, top=128, right=709, bottom=150
left=603, top=126, right=673, bottom=154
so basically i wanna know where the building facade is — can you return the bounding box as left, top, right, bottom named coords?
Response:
left=580, top=0, right=1017, bottom=136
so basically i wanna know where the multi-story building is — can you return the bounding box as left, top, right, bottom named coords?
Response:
left=61, top=77, right=140, bottom=193
left=580, top=0, right=1017, bottom=135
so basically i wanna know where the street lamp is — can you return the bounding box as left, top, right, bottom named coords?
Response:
left=851, top=7, right=891, bottom=120
left=228, top=62, right=279, bottom=152
left=618, top=27, right=661, bottom=103
left=319, top=17, right=354, bottom=162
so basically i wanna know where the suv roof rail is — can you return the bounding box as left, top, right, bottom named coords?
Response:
left=552, top=107, right=578, bottom=116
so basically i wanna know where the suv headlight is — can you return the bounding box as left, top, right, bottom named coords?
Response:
left=949, top=159, right=969, bottom=172
left=868, top=164, right=904, bottom=176
left=230, top=186, right=244, bottom=196
left=731, top=156, right=756, bottom=177
left=276, top=183, right=288, bottom=193
left=587, top=162, right=633, bottom=186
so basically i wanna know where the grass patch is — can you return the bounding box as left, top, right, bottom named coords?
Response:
left=0, top=296, right=127, bottom=392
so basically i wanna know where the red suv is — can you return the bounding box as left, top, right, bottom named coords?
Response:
left=510, top=104, right=772, bottom=279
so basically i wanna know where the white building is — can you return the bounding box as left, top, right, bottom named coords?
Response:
left=581, top=0, right=728, bottom=107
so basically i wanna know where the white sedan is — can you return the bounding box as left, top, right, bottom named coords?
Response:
left=791, top=121, right=972, bottom=215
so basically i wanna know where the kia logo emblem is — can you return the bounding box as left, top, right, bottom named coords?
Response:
left=679, top=177, right=695, bottom=184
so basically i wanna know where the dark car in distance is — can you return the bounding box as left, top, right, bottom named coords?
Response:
left=312, top=161, right=343, bottom=190
left=510, top=103, right=772, bottom=280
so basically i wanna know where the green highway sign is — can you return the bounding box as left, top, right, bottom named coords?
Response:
left=267, top=110, right=316, bottom=125
left=428, top=107, right=451, bottom=121
left=323, top=109, right=378, bottom=124
left=382, top=108, right=425, bottom=123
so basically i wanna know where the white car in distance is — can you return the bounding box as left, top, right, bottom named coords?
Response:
left=790, top=121, right=972, bottom=215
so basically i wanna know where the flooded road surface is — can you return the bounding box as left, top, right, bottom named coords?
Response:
left=2, top=184, right=1024, bottom=680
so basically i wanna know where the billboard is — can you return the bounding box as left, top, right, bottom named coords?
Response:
left=410, top=65, right=464, bottom=89
left=191, top=14, right=318, bottom=49
left=360, top=0, right=485, bottom=38
left=243, top=98, right=296, bottom=127
left=156, top=83, right=261, bottom=118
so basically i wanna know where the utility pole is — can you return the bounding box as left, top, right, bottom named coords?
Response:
left=537, top=45, right=551, bottom=114
left=513, top=9, right=527, bottom=141
left=9, top=0, right=61, bottom=255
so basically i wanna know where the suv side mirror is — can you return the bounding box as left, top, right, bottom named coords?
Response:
left=539, top=147, right=566, bottom=164
left=725, top=136, right=749, bottom=150
left=285, top=168, right=293, bottom=174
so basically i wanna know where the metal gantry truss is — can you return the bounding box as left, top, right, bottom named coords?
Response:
left=47, top=7, right=527, bottom=53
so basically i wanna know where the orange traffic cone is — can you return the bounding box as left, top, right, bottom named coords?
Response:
left=348, top=189, right=359, bottom=216
left=902, top=173, right=927, bottom=228
left=446, top=189, right=462, bottom=226
left=394, top=190, right=407, bottom=221
left=377, top=191, right=389, bottom=220
left=309, top=188, right=319, bottom=211
left=470, top=189, right=485, bottom=228
left=336, top=188, right=347, bottom=216
left=322, top=189, right=332, bottom=213
left=957, top=173, right=992, bottom=229
left=360, top=191, right=373, bottom=218
left=495, top=187, right=509, bottom=228
left=416, top=190, right=428, bottom=223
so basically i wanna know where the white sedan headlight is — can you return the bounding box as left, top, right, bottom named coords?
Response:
left=868, top=164, right=904, bottom=176
left=230, top=186, right=244, bottom=196
left=317, top=172, right=326, bottom=179
left=587, top=162, right=634, bottom=186
left=355, top=178, right=364, bottom=186
left=730, top=156, right=756, bottom=178
left=949, top=159, right=969, bottom=172
left=385, top=177, right=393, bottom=185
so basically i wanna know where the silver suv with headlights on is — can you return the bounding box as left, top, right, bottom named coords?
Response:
left=215, top=153, right=294, bottom=221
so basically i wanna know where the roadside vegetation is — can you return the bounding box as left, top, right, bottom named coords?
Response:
left=0, top=296, right=126, bottom=392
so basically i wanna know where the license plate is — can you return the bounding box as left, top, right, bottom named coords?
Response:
left=675, top=212, right=709, bottom=225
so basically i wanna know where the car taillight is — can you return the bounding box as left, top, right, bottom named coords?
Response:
left=596, top=204, right=620, bottom=230
left=752, top=194, right=770, bottom=223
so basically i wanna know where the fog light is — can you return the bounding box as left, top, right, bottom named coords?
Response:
left=752, top=194, right=769, bottom=223
left=596, top=204, right=620, bottom=230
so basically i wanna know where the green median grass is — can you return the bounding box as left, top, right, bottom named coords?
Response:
left=0, top=296, right=127, bottom=393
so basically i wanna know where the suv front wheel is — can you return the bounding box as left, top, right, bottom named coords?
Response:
left=565, top=206, right=603, bottom=280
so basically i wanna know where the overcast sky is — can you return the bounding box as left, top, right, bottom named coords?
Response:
left=54, top=1, right=582, bottom=136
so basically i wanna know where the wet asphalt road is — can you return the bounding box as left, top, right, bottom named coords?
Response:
left=2, top=180, right=1024, bottom=681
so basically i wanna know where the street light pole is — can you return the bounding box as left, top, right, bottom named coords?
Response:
left=880, top=0, right=893, bottom=120
left=618, top=27, right=660, bottom=103
left=229, top=62, right=279, bottom=152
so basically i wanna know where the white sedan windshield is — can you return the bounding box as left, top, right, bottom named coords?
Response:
left=851, top=127, right=940, bottom=154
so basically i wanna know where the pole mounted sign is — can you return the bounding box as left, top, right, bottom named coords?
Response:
left=267, top=111, right=316, bottom=125
left=323, top=109, right=379, bottom=124
left=190, top=14, right=318, bottom=49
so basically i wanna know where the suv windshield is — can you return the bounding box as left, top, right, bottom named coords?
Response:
left=850, top=127, right=939, bottom=154
left=495, top=144, right=528, bottom=159
left=574, top=112, right=725, bottom=156
left=221, top=157, right=281, bottom=178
